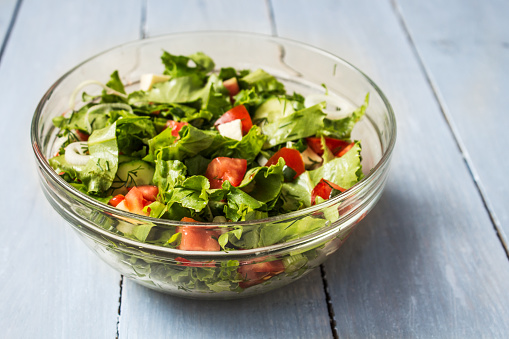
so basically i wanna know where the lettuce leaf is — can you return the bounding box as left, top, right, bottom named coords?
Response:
left=152, top=159, right=187, bottom=198
left=205, top=126, right=267, bottom=164
left=169, top=176, right=210, bottom=212
left=144, top=127, right=177, bottom=162
left=279, top=171, right=314, bottom=210
left=308, top=141, right=363, bottom=189
left=128, top=74, right=230, bottom=121
left=79, top=123, right=119, bottom=193
left=128, top=75, right=206, bottom=105
left=223, top=182, right=267, bottom=222
left=115, top=116, right=157, bottom=156
left=154, top=124, right=216, bottom=162
left=102, top=70, right=127, bottom=103
left=320, top=93, right=369, bottom=140
left=240, top=69, right=285, bottom=94
left=184, top=155, right=210, bottom=176
left=161, top=51, right=215, bottom=78
left=239, top=158, right=285, bottom=204
left=258, top=216, right=326, bottom=247
left=262, top=104, right=326, bottom=148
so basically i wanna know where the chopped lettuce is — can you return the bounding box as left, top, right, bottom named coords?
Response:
left=205, top=126, right=267, bottom=164
left=48, top=50, right=370, bottom=283
left=262, top=104, right=327, bottom=148
left=320, top=93, right=369, bottom=140
left=308, top=141, right=364, bottom=189
left=240, top=69, right=285, bottom=94
left=161, top=51, right=215, bottom=78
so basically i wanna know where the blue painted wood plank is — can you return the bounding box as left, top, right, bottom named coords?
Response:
left=117, top=1, right=333, bottom=338
left=272, top=0, right=509, bottom=337
left=0, top=0, right=141, bottom=337
left=395, top=0, right=509, bottom=247
left=120, top=271, right=331, bottom=339
left=145, top=0, right=271, bottom=37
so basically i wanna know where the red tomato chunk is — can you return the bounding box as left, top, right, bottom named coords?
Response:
left=115, top=185, right=159, bottom=216
left=135, top=185, right=158, bottom=201
left=214, top=105, right=253, bottom=136
left=164, top=120, right=189, bottom=138
left=335, top=142, right=355, bottom=157
left=265, top=147, right=305, bottom=179
left=223, top=77, right=239, bottom=97
left=306, top=137, right=350, bottom=156
left=108, top=194, right=125, bottom=207
left=75, top=130, right=90, bottom=141
left=238, top=260, right=285, bottom=288
left=205, top=157, right=247, bottom=189
left=177, top=217, right=220, bottom=251
left=311, top=179, right=346, bottom=205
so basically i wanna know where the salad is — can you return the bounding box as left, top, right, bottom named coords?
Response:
left=49, top=51, right=368, bottom=292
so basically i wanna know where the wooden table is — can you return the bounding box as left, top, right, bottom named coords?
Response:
left=2, top=0, right=508, bottom=337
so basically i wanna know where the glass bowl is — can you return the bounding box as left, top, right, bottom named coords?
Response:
left=31, top=32, right=396, bottom=299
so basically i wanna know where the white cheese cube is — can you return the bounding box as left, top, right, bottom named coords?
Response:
left=139, top=74, right=171, bottom=91
left=217, top=119, right=243, bottom=141
left=257, top=154, right=269, bottom=167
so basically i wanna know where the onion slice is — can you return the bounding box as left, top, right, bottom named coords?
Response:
left=304, top=94, right=357, bottom=119
left=64, top=142, right=91, bottom=166
left=50, top=136, right=68, bottom=157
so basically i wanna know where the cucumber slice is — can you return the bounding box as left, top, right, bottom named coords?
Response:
left=253, top=97, right=295, bottom=124
left=115, top=160, right=155, bottom=187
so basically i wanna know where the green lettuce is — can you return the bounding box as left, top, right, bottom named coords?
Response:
left=169, top=176, right=210, bottom=212
left=128, top=75, right=206, bottom=105
left=81, top=123, right=119, bottom=193
left=262, top=104, right=326, bottom=148
left=308, top=141, right=363, bottom=189
left=320, top=93, right=369, bottom=140
left=239, top=158, right=285, bottom=204
left=279, top=171, right=315, bottom=210
left=115, top=116, right=157, bottom=156
left=205, top=126, right=267, bottom=164
left=153, top=124, right=216, bottom=162
left=240, top=69, right=285, bottom=94
left=152, top=159, right=187, bottom=198
left=161, top=51, right=215, bottom=78
left=102, top=70, right=127, bottom=103
left=223, top=182, right=268, bottom=222
left=259, top=216, right=326, bottom=247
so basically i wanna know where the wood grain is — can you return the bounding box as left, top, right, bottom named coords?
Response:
left=0, top=0, right=140, bottom=337
left=395, top=0, right=509, bottom=247
left=272, top=0, right=509, bottom=337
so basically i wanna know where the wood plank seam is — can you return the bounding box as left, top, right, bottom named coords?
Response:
left=390, top=0, right=509, bottom=258
left=0, top=0, right=22, bottom=64
left=140, top=0, right=148, bottom=39
left=116, top=276, right=124, bottom=339
left=265, top=0, right=278, bottom=36
left=320, top=264, right=339, bottom=339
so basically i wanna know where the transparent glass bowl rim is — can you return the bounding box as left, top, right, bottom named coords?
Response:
left=31, top=31, right=396, bottom=258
